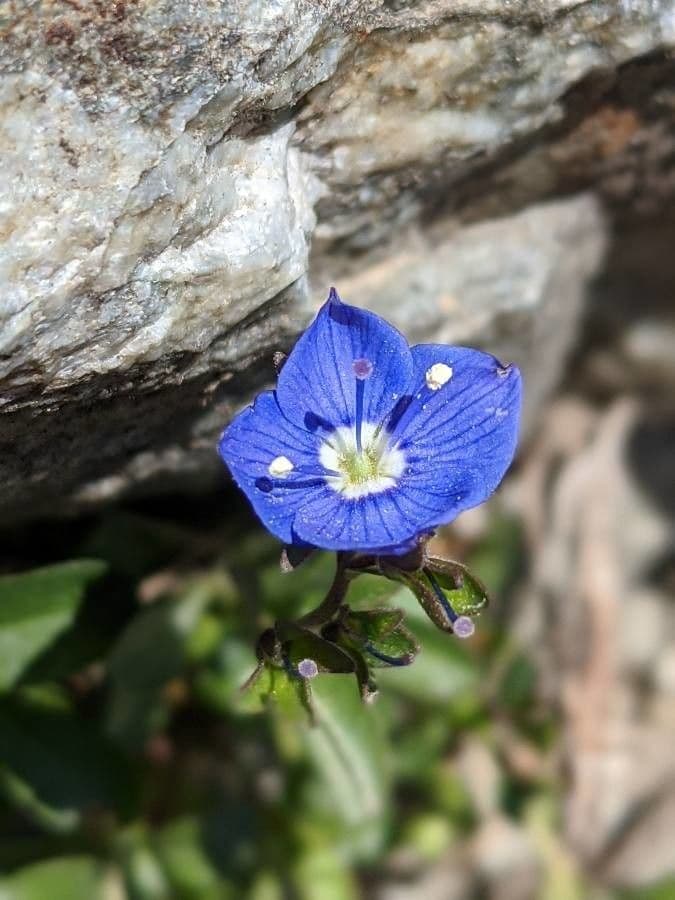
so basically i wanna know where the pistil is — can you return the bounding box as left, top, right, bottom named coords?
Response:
left=352, top=358, right=373, bottom=454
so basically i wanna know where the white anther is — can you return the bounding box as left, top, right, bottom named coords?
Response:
left=425, top=362, right=453, bottom=390
left=268, top=455, right=294, bottom=477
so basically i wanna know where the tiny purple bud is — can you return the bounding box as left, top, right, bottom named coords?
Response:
left=453, top=616, right=475, bottom=639
left=297, top=658, right=319, bottom=679
left=352, top=358, right=373, bottom=380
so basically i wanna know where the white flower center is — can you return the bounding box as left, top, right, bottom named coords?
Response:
left=319, top=422, right=405, bottom=499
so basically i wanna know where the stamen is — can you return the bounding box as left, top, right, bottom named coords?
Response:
left=268, top=455, right=294, bottom=477
left=355, top=379, right=365, bottom=452
left=352, top=358, right=372, bottom=453
left=425, top=362, right=453, bottom=390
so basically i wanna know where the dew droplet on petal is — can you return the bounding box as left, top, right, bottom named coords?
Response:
left=425, top=362, right=453, bottom=390
left=268, top=455, right=294, bottom=477
left=297, top=658, right=319, bottom=679
left=352, top=358, right=374, bottom=379
left=453, top=616, right=475, bottom=639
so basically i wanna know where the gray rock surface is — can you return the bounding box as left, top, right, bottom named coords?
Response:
left=1, top=0, right=674, bottom=517
left=314, top=195, right=607, bottom=433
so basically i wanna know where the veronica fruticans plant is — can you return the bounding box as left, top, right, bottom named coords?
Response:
left=219, top=288, right=522, bottom=706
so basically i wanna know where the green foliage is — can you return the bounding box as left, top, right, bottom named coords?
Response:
left=0, top=691, right=136, bottom=832
left=0, top=502, right=583, bottom=898
left=0, top=855, right=111, bottom=900
left=337, top=608, right=419, bottom=668
left=425, top=561, right=490, bottom=618
left=618, top=880, right=675, bottom=900
left=105, top=580, right=215, bottom=750
left=304, top=676, right=389, bottom=852
left=0, top=561, right=107, bottom=690
left=376, top=584, right=479, bottom=704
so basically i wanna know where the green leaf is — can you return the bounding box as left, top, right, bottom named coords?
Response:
left=425, top=559, right=490, bottom=618
left=293, top=846, right=359, bottom=900
left=237, top=665, right=308, bottom=719
left=0, top=693, right=136, bottom=831
left=118, top=842, right=171, bottom=900
left=619, top=879, right=675, bottom=900
left=193, top=638, right=260, bottom=715
left=0, top=765, right=80, bottom=835
left=376, top=587, right=479, bottom=704
left=105, top=582, right=211, bottom=750
left=339, top=609, right=418, bottom=668
left=363, top=625, right=419, bottom=668
left=400, top=813, right=455, bottom=863
left=344, top=574, right=400, bottom=608
left=249, top=872, right=284, bottom=900
left=341, top=609, right=404, bottom=642
left=153, top=817, right=231, bottom=900
left=256, top=553, right=335, bottom=620
left=0, top=856, right=110, bottom=900
left=276, top=622, right=356, bottom=675
left=303, top=676, right=389, bottom=855
left=0, top=560, right=107, bottom=691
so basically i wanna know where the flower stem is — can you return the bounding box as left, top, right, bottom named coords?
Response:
left=297, top=556, right=351, bottom=627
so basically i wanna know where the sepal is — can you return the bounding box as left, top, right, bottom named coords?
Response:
left=336, top=607, right=419, bottom=668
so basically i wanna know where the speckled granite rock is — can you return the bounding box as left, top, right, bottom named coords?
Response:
left=0, top=0, right=673, bottom=517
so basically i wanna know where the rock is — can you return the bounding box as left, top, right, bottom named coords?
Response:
left=455, top=737, right=502, bottom=820
left=470, top=816, right=540, bottom=900
left=510, top=398, right=675, bottom=880
left=0, top=1, right=674, bottom=517
left=299, top=1, right=675, bottom=246
left=601, top=788, right=675, bottom=888
left=618, top=588, right=672, bottom=676
left=655, top=643, right=675, bottom=695
left=313, top=195, right=607, bottom=433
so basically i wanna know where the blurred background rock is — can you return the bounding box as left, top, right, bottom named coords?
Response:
left=0, top=1, right=674, bottom=898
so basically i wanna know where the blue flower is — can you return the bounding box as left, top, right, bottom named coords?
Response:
left=218, top=288, right=522, bottom=554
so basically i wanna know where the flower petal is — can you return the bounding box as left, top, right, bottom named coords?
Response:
left=291, top=486, right=419, bottom=552
left=392, top=345, right=522, bottom=528
left=276, top=289, right=414, bottom=432
left=218, top=391, right=324, bottom=545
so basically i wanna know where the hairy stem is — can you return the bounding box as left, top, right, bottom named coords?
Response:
left=297, top=555, right=351, bottom=627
